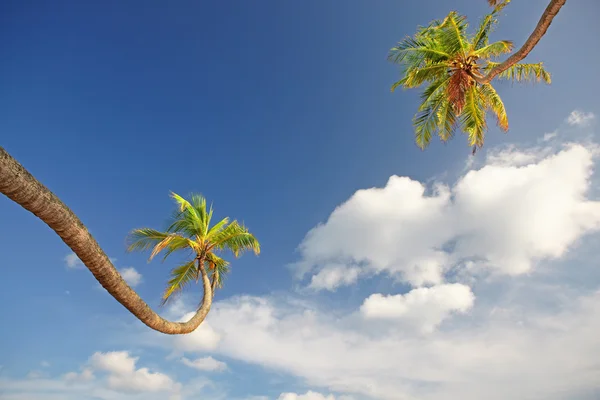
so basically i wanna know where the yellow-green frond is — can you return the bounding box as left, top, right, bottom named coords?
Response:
left=436, top=97, right=458, bottom=142
left=414, top=85, right=449, bottom=149
left=472, top=1, right=510, bottom=50
left=388, top=35, right=450, bottom=67
left=148, top=234, right=195, bottom=262
left=127, top=228, right=170, bottom=253
left=395, top=63, right=449, bottom=90
left=480, top=83, right=509, bottom=131
left=473, top=40, right=513, bottom=59
left=484, top=61, right=551, bottom=84
left=209, top=221, right=260, bottom=257
left=437, top=11, right=469, bottom=57
left=461, top=85, right=487, bottom=147
left=161, top=260, right=198, bottom=305
left=206, top=217, right=230, bottom=239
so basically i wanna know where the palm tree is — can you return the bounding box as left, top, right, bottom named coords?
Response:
left=0, top=146, right=259, bottom=334
left=127, top=192, right=260, bottom=305
left=389, top=1, right=555, bottom=153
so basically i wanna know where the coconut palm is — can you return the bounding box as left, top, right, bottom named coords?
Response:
left=127, top=192, right=260, bottom=305
left=0, top=146, right=259, bottom=334
left=389, top=1, right=556, bottom=153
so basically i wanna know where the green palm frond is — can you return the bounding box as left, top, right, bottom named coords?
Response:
left=209, top=221, right=260, bottom=257
left=206, top=217, right=230, bottom=239
left=393, top=62, right=449, bottom=90
left=414, top=84, right=450, bottom=149
left=472, top=1, right=510, bottom=50
left=484, top=61, right=551, bottom=83
left=461, top=84, right=487, bottom=148
left=388, top=36, right=450, bottom=66
left=189, top=194, right=210, bottom=236
left=436, top=96, right=458, bottom=142
left=127, top=228, right=169, bottom=252
left=168, top=192, right=204, bottom=237
left=473, top=40, right=513, bottom=58
left=161, top=260, right=198, bottom=305
left=437, top=11, right=469, bottom=57
left=479, top=83, right=509, bottom=131
left=166, top=208, right=201, bottom=238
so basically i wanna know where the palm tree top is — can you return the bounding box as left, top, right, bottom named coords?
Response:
left=127, top=192, right=260, bottom=304
left=388, top=1, right=551, bottom=152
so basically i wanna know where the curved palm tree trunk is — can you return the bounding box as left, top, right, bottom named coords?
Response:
left=478, top=0, right=566, bottom=84
left=0, top=146, right=212, bottom=335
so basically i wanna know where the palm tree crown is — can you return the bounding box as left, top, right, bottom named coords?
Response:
left=127, top=192, right=260, bottom=305
left=389, top=1, right=551, bottom=153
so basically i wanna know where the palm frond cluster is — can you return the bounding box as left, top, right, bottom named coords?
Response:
left=127, top=192, right=260, bottom=305
left=389, top=1, right=551, bottom=153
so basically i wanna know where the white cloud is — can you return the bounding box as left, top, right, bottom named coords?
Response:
left=119, top=267, right=142, bottom=287
left=64, top=253, right=83, bottom=269
left=63, top=369, right=94, bottom=384
left=542, top=131, right=558, bottom=142
left=566, top=110, right=595, bottom=127
left=278, top=391, right=336, bottom=400
left=307, top=264, right=361, bottom=291
left=40, top=361, right=51, bottom=368
left=180, top=356, right=227, bottom=372
left=89, top=351, right=177, bottom=393
left=172, top=313, right=221, bottom=353
left=0, top=350, right=188, bottom=400
left=360, top=283, right=475, bottom=332
left=292, top=143, right=600, bottom=291
left=163, top=288, right=600, bottom=400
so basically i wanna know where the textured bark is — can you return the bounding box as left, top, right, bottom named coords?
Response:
left=0, top=146, right=212, bottom=335
left=477, top=0, right=567, bottom=84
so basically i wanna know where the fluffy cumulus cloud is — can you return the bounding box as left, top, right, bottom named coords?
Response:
left=0, top=351, right=183, bottom=400
left=566, top=110, right=595, bottom=127
left=164, top=287, right=600, bottom=400
left=119, top=267, right=142, bottom=287
left=64, top=253, right=84, bottom=269
left=180, top=356, right=227, bottom=372
left=172, top=313, right=221, bottom=353
left=293, top=143, right=600, bottom=291
left=88, top=351, right=177, bottom=393
left=158, top=132, right=600, bottom=400
left=360, top=283, right=475, bottom=332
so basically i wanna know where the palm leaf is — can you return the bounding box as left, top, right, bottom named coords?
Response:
left=437, top=11, right=469, bottom=57
left=472, top=1, right=510, bottom=50
left=127, top=228, right=169, bottom=253
left=393, top=62, right=449, bottom=90
left=480, top=83, right=509, bottom=131
left=484, top=61, right=551, bottom=83
left=473, top=40, right=513, bottom=59
left=161, top=260, right=198, bottom=305
left=414, top=82, right=450, bottom=149
left=209, top=221, right=260, bottom=257
left=461, top=84, right=487, bottom=148
left=436, top=96, right=458, bottom=142
left=388, top=36, right=450, bottom=66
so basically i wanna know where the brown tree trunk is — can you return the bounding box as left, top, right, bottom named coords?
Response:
left=478, top=0, right=567, bottom=84
left=0, top=146, right=212, bottom=335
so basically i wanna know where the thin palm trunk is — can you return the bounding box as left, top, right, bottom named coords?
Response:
left=477, top=0, right=566, bottom=84
left=0, top=146, right=212, bottom=335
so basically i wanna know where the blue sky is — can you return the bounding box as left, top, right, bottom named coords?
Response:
left=1, top=0, right=600, bottom=399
